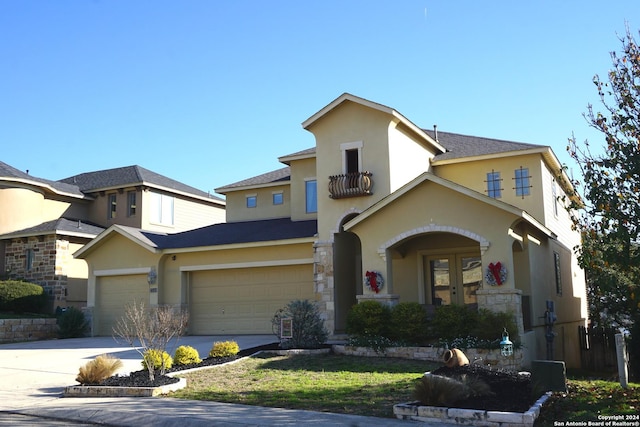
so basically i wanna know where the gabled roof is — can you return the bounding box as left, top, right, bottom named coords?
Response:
left=74, top=218, right=317, bottom=258
left=302, top=93, right=446, bottom=153
left=59, top=165, right=224, bottom=203
left=344, top=171, right=554, bottom=239
left=0, top=161, right=85, bottom=198
left=428, top=130, right=542, bottom=162
left=215, top=167, right=291, bottom=193
left=0, top=218, right=105, bottom=240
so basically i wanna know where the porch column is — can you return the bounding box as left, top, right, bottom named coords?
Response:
left=357, top=247, right=399, bottom=306
left=476, top=287, right=525, bottom=338
left=313, top=240, right=335, bottom=335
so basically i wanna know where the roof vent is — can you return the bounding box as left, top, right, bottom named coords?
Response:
left=433, top=125, right=439, bottom=142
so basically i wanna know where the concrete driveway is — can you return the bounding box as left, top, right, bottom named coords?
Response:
left=0, top=335, right=275, bottom=411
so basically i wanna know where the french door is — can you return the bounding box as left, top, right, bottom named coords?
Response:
left=424, top=253, right=481, bottom=306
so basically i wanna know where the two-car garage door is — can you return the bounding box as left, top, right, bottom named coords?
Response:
left=189, top=264, right=314, bottom=335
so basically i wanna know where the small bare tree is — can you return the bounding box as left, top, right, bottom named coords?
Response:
left=113, top=301, right=189, bottom=381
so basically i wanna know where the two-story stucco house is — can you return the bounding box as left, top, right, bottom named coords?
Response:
left=75, top=93, right=587, bottom=368
left=0, top=163, right=225, bottom=310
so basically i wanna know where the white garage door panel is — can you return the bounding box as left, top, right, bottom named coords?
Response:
left=190, top=265, right=314, bottom=335
left=96, top=274, right=148, bottom=336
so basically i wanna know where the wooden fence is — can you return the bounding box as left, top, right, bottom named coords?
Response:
left=578, top=326, right=622, bottom=373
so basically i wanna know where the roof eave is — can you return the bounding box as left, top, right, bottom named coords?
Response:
left=215, top=180, right=290, bottom=194
left=166, top=236, right=317, bottom=253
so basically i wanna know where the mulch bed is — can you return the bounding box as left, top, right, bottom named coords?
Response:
left=98, top=342, right=281, bottom=388
left=431, top=364, right=535, bottom=413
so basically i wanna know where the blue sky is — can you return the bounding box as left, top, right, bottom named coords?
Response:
left=1, top=1, right=639, bottom=196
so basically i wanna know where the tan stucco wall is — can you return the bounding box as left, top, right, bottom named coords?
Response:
left=224, top=184, right=290, bottom=223
left=290, top=157, right=318, bottom=221
left=0, top=187, right=71, bottom=234
left=433, top=154, right=546, bottom=223
left=348, top=180, right=520, bottom=295
left=388, top=121, right=436, bottom=193
left=309, top=101, right=396, bottom=241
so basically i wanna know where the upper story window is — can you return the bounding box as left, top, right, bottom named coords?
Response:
left=127, top=191, right=137, bottom=217
left=486, top=171, right=502, bottom=198
left=150, top=192, right=174, bottom=226
left=246, top=195, right=257, bottom=208
left=108, top=194, right=117, bottom=219
left=305, top=179, right=317, bottom=213
left=272, top=192, right=283, bottom=205
left=514, top=167, right=531, bottom=198
left=341, top=141, right=363, bottom=175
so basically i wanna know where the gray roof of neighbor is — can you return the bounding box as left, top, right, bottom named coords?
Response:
left=59, top=165, right=223, bottom=201
left=0, top=161, right=84, bottom=197
left=145, top=217, right=316, bottom=249
left=216, top=167, right=291, bottom=192
left=0, top=218, right=105, bottom=239
left=427, top=130, right=542, bottom=162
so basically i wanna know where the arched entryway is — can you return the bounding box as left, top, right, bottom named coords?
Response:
left=386, top=230, right=483, bottom=312
left=333, top=214, right=362, bottom=333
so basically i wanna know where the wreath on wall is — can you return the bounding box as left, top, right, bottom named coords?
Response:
left=364, top=270, right=384, bottom=294
left=485, top=262, right=507, bottom=286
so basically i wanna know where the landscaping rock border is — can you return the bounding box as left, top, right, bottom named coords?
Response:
left=64, top=378, right=187, bottom=397
left=393, top=392, right=552, bottom=426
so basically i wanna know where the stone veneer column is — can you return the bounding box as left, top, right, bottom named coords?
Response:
left=313, top=240, right=335, bottom=335
left=476, top=287, right=524, bottom=338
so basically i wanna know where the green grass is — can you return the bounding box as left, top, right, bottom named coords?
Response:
left=171, top=352, right=639, bottom=421
left=172, top=352, right=438, bottom=418
left=535, top=379, right=640, bottom=425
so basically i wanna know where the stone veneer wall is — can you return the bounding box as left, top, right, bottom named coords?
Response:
left=4, top=235, right=69, bottom=309
left=0, top=318, right=58, bottom=343
left=476, top=287, right=525, bottom=338
left=313, top=241, right=335, bottom=335
left=333, top=344, right=525, bottom=371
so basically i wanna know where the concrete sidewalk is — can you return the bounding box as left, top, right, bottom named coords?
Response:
left=0, top=336, right=431, bottom=426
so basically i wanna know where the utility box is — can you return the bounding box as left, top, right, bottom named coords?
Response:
left=531, top=360, right=567, bottom=393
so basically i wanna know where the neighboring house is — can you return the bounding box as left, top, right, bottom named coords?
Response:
left=75, top=93, right=587, bottom=368
left=0, top=163, right=225, bottom=310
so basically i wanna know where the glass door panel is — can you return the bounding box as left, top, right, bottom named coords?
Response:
left=429, top=258, right=451, bottom=305
left=460, top=255, right=481, bottom=305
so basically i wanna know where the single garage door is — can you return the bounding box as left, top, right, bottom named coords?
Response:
left=95, top=274, right=148, bottom=336
left=189, top=264, right=314, bottom=334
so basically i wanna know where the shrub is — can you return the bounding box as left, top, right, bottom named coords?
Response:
left=472, top=309, right=519, bottom=343
left=346, top=300, right=391, bottom=338
left=271, top=299, right=328, bottom=349
left=413, top=374, right=470, bottom=406
left=0, top=280, right=48, bottom=313
left=57, top=307, right=89, bottom=338
left=76, top=354, right=123, bottom=385
left=389, top=302, right=429, bottom=344
left=209, top=340, right=240, bottom=358
left=141, top=349, right=173, bottom=372
left=174, top=345, right=202, bottom=365
left=430, top=304, right=479, bottom=341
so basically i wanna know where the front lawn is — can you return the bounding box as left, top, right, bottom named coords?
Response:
left=170, top=351, right=639, bottom=421
left=172, top=352, right=438, bottom=418
left=535, top=379, right=640, bottom=425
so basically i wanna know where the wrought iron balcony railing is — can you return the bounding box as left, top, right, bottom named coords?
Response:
left=328, top=171, right=373, bottom=199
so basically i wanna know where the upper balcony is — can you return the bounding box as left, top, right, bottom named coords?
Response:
left=328, top=171, right=373, bottom=199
